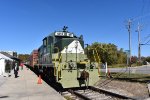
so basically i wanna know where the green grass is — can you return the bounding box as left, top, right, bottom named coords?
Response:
left=110, top=72, right=150, bottom=83
left=108, top=64, right=127, bottom=68
left=108, top=63, right=143, bottom=68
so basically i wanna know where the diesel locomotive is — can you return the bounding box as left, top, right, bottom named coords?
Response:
left=32, top=26, right=100, bottom=88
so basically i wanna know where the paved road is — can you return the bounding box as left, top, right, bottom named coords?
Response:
left=133, top=65, right=150, bottom=74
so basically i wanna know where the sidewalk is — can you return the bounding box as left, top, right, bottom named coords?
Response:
left=0, top=66, right=64, bottom=100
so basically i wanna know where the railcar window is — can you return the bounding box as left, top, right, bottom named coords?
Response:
left=43, top=39, right=47, bottom=46
left=48, top=36, right=53, bottom=44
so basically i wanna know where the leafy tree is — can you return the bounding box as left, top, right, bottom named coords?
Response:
left=117, top=48, right=127, bottom=64
left=18, top=54, right=30, bottom=62
left=131, top=56, right=138, bottom=64
left=85, top=42, right=127, bottom=65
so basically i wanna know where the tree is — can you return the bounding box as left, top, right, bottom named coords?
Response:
left=18, top=54, right=30, bottom=62
left=131, top=56, right=138, bottom=64
left=85, top=42, right=127, bottom=65
left=117, top=48, right=126, bottom=64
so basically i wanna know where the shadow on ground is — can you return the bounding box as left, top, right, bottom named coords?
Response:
left=25, top=64, right=64, bottom=92
left=110, top=72, right=150, bottom=83
left=0, top=96, right=9, bottom=98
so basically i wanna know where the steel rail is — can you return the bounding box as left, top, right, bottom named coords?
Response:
left=65, top=86, right=136, bottom=100
left=89, top=86, right=136, bottom=100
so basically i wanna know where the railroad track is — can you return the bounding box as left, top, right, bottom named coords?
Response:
left=62, top=86, right=136, bottom=100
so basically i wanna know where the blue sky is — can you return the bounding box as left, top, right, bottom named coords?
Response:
left=0, top=0, right=150, bottom=56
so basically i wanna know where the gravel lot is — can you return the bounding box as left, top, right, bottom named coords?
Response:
left=95, top=79, right=149, bottom=99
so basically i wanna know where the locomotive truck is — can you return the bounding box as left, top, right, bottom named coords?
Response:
left=31, top=26, right=100, bottom=88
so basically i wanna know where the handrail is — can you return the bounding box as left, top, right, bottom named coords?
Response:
left=94, top=48, right=101, bottom=77
left=58, top=53, right=62, bottom=70
left=54, top=47, right=59, bottom=76
left=94, top=48, right=101, bottom=63
left=89, top=47, right=101, bottom=64
left=54, top=47, right=59, bottom=61
left=57, top=52, right=63, bottom=80
left=89, top=47, right=101, bottom=76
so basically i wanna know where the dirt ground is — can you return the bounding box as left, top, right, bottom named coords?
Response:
left=95, top=79, right=149, bottom=99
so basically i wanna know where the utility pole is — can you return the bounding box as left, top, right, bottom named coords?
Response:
left=126, top=19, right=132, bottom=76
left=136, top=23, right=142, bottom=62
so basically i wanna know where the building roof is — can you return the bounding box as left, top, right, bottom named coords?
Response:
left=0, top=52, right=21, bottom=61
left=0, top=53, right=13, bottom=61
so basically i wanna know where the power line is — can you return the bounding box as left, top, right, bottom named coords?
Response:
left=132, top=13, right=150, bottom=22
left=144, top=39, right=150, bottom=45
left=141, top=0, right=145, bottom=16
left=133, top=0, right=150, bottom=22
left=141, top=34, right=150, bottom=43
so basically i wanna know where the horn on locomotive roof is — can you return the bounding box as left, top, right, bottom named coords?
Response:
left=63, top=26, right=68, bottom=32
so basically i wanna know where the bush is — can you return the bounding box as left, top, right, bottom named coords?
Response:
left=110, top=64, right=127, bottom=68
left=136, top=61, right=143, bottom=66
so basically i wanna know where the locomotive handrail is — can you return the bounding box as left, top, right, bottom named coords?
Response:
left=93, top=48, right=101, bottom=77
left=58, top=53, right=62, bottom=71
left=89, top=47, right=101, bottom=77
left=58, top=53, right=62, bottom=80
left=59, top=53, right=62, bottom=62
left=77, top=61, right=88, bottom=64
left=54, top=47, right=63, bottom=80
left=89, top=47, right=101, bottom=64
left=95, top=47, right=101, bottom=63
left=64, top=46, right=68, bottom=63
left=36, top=64, right=54, bottom=66
left=54, top=47, right=59, bottom=60
left=54, top=47, right=59, bottom=76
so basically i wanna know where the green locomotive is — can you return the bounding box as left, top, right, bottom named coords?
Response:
left=36, top=26, right=100, bottom=88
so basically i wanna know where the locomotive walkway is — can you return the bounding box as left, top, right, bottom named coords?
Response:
left=0, top=66, right=64, bottom=100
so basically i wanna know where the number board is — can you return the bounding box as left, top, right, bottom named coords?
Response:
left=55, top=32, right=73, bottom=37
